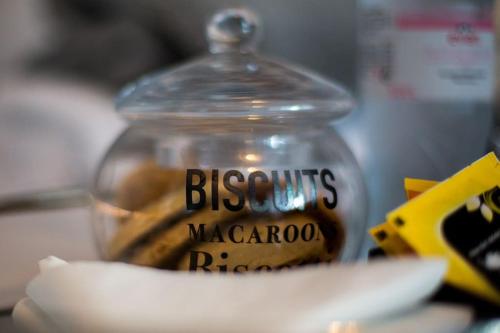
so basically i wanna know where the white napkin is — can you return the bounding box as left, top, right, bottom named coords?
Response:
left=13, top=257, right=447, bottom=333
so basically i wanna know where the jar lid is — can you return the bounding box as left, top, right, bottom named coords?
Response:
left=116, top=8, right=354, bottom=122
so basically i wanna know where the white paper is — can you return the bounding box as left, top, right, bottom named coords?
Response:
left=13, top=257, right=447, bottom=333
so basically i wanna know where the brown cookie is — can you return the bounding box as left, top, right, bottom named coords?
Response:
left=108, top=175, right=235, bottom=260
left=108, top=187, right=188, bottom=260
left=116, top=160, right=185, bottom=211
left=130, top=205, right=249, bottom=267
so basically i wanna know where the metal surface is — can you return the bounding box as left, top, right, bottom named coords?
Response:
left=0, top=188, right=90, bottom=216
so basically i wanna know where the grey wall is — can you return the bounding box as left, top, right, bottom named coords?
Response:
left=104, top=0, right=357, bottom=89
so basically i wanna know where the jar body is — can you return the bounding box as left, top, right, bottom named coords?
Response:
left=92, top=120, right=367, bottom=272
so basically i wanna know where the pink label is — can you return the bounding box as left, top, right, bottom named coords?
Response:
left=359, top=6, right=495, bottom=102
left=396, top=13, right=493, bottom=31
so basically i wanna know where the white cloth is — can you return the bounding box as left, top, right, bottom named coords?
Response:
left=13, top=257, right=448, bottom=333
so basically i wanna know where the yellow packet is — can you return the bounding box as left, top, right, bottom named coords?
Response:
left=404, top=178, right=438, bottom=200
left=370, top=177, right=437, bottom=254
left=370, top=223, right=415, bottom=256
left=386, top=153, right=500, bottom=304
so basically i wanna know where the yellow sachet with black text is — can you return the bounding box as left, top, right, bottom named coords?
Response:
left=370, top=178, right=438, bottom=255
left=386, top=153, right=500, bottom=304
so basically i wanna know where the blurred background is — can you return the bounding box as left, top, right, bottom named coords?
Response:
left=0, top=0, right=497, bottom=331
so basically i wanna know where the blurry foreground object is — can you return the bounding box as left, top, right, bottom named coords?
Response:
left=12, top=256, right=453, bottom=333
left=371, top=153, right=500, bottom=305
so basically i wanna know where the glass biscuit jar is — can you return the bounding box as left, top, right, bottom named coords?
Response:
left=92, top=8, right=368, bottom=272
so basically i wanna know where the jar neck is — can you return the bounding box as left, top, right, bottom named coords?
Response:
left=126, top=116, right=336, bottom=135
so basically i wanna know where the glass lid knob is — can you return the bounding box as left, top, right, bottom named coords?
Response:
left=207, top=8, right=260, bottom=54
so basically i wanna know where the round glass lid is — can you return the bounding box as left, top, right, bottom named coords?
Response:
left=115, top=8, right=354, bottom=121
